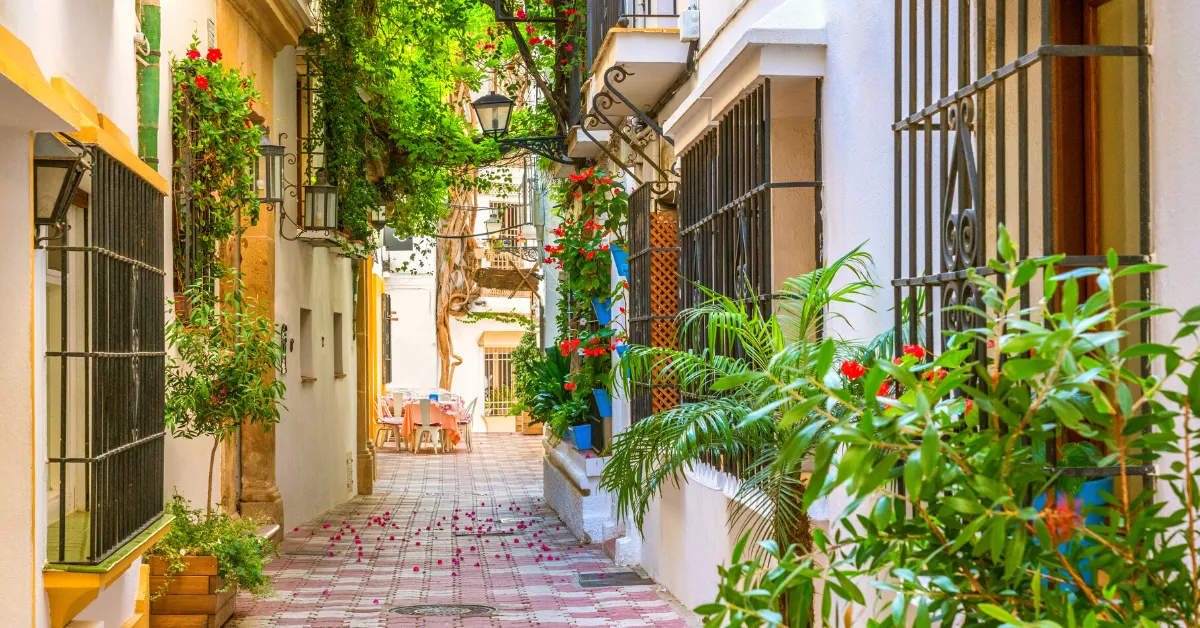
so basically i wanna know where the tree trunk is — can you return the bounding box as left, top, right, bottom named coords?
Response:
left=206, top=435, right=221, bottom=522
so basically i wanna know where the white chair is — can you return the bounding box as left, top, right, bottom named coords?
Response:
left=457, top=398, right=478, bottom=453
left=373, top=395, right=406, bottom=453
left=412, top=399, right=443, bottom=454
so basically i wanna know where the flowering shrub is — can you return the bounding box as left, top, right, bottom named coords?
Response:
left=544, top=216, right=612, bottom=299
left=171, top=36, right=262, bottom=285
left=700, top=228, right=1200, bottom=627
left=166, top=271, right=286, bottom=520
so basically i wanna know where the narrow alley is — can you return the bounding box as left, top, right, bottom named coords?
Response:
left=229, top=435, right=699, bottom=627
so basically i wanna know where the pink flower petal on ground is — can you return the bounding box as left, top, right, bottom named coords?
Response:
left=373, top=599, right=378, bottom=604
left=322, top=589, right=328, bottom=594
left=413, top=566, right=420, bottom=572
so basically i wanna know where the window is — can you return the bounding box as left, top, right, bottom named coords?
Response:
left=891, top=0, right=1150, bottom=472
left=490, top=201, right=528, bottom=246
left=484, top=347, right=516, bottom=416
left=45, top=149, right=166, bottom=564
left=891, top=0, right=1148, bottom=354
left=333, top=312, right=345, bottom=377
left=299, top=308, right=314, bottom=382
left=678, top=78, right=824, bottom=353
left=381, top=294, right=392, bottom=385
left=627, top=184, right=680, bottom=422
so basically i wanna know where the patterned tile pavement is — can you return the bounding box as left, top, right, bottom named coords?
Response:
left=229, top=434, right=700, bottom=627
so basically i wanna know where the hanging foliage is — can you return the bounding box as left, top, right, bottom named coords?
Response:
left=306, top=0, right=501, bottom=243
left=170, top=36, right=262, bottom=285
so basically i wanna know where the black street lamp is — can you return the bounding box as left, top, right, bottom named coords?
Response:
left=370, top=205, right=389, bottom=231
left=33, top=132, right=89, bottom=244
left=255, top=127, right=285, bottom=205
left=470, top=92, right=572, bottom=165
left=303, top=168, right=338, bottom=231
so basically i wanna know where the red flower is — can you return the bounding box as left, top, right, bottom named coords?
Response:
left=206, top=48, right=222, bottom=63
left=923, top=368, right=948, bottom=383
left=1043, top=498, right=1082, bottom=545
left=565, top=44, right=573, bottom=51
left=840, top=360, right=866, bottom=380
left=194, top=76, right=209, bottom=90
left=525, top=24, right=535, bottom=35
left=244, top=118, right=253, bottom=129
left=902, top=344, right=926, bottom=360
left=619, top=307, right=626, bottom=314
left=877, top=380, right=891, bottom=397
left=964, top=399, right=974, bottom=414
left=564, top=382, right=576, bottom=391
left=586, top=251, right=596, bottom=260
left=530, top=37, right=542, bottom=45
left=515, top=9, right=527, bottom=19
left=573, top=192, right=582, bottom=199
left=186, top=48, right=201, bottom=60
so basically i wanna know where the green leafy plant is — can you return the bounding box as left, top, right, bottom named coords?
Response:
left=463, top=310, right=536, bottom=330
left=600, top=248, right=876, bottom=628
left=149, top=494, right=275, bottom=598
left=165, top=271, right=286, bottom=520
left=306, top=0, right=498, bottom=243
left=700, top=228, right=1200, bottom=627
left=170, top=36, right=262, bottom=288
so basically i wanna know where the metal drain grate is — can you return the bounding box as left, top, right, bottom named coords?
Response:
left=577, top=571, right=655, bottom=588
left=390, top=604, right=497, bottom=617
left=498, top=517, right=543, bottom=524
left=453, top=529, right=510, bottom=536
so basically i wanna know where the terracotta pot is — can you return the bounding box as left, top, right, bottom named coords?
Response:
left=148, top=556, right=237, bottom=627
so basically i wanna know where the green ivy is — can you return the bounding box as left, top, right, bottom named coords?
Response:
left=462, top=310, right=535, bottom=330
left=305, top=0, right=501, bottom=243
left=170, top=36, right=262, bottom=285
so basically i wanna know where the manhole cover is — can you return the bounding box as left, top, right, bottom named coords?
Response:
left=390, top=604, right=496, bottom=617
left=577, top=571, right=654, bottom=588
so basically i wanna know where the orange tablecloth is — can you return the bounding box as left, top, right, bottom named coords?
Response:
left=401, top=402, right=462, bottom=446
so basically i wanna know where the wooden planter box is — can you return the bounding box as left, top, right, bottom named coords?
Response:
left=148, top=556, right=236, bottom=628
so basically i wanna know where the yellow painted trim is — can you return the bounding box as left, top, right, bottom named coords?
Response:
left=50, top=78, right=170, bottom=195
left=478, top=330, right=527, bottom=348
left=0, top=25, right=82, bottom=130
left=43, top=516, right=172, bottom=628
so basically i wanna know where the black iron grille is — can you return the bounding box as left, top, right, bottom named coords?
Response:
left=892, top=0, right=1151, bottom=477
left=46, top=149, right=166, bottom=564
left=678, top=78, right=824, bottom=353
left=892, top=0, right=1150, bottom=353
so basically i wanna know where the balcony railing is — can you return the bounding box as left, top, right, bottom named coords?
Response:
left=587, top=0, right=680, bottom=68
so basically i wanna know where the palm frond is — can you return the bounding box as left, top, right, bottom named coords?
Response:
left=776, top=245, right=877, bottom=341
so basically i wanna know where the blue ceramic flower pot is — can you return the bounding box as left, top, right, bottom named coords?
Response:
left=1031, top=477, right=1113, bottom=586
left=615, top=344, right=629, bottom=359
left=592, top=388, right=613, bottom=417
left=592, top=298, right=613, bottom=326
left=570, top=424, right=593, bottom=451
left=611, top=244, right=630, bottom=278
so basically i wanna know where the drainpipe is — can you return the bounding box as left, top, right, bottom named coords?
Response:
left=137, top=0, right=161, bottom=165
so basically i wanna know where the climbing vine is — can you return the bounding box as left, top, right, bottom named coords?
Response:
left=306, top=0, right=500, bottom=244
left=170, top=36, right=262, bottom=286
left=461, top=310, right=536, bottom=330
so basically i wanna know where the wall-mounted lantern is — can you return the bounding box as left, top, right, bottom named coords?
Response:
left=34, top=132, right=89, bottom=244
left=254, top=127, right=285, bottom=205
left=303, top=168, right=337, bottom=230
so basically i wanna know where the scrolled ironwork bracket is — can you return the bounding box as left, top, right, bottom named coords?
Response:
left=602, top=66, right=674, bottom=147
left=498, top=136, right=574, bottom=165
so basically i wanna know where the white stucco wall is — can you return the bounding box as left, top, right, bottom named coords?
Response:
left=270, top=46, right=359, bottom=529
left=387, top=271, right=439, bottom=391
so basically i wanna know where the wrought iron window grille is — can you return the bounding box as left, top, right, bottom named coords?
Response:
left=678, top=78, right=824, bottom=352
left=891, top=0, right=1151, bottom=479
left=44, top=147, right=167, bottom=565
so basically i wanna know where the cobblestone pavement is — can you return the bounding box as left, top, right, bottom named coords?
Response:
left=230, top=434, right=700, bottom=627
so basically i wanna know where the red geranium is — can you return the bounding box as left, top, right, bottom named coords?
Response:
left=563, top=381, right=576, bottom=391
left=186, top=48, right=201, bottom=60
left=840, top=360, right=866, bottom=380
left=194, top=76, right=209, bottom=90
left=902, top=344, right=927, bottom=360
left=206, top=48, right=222, bottom=63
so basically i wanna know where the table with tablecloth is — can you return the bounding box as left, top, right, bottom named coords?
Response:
left=396, top=397, right=464, bottom=447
